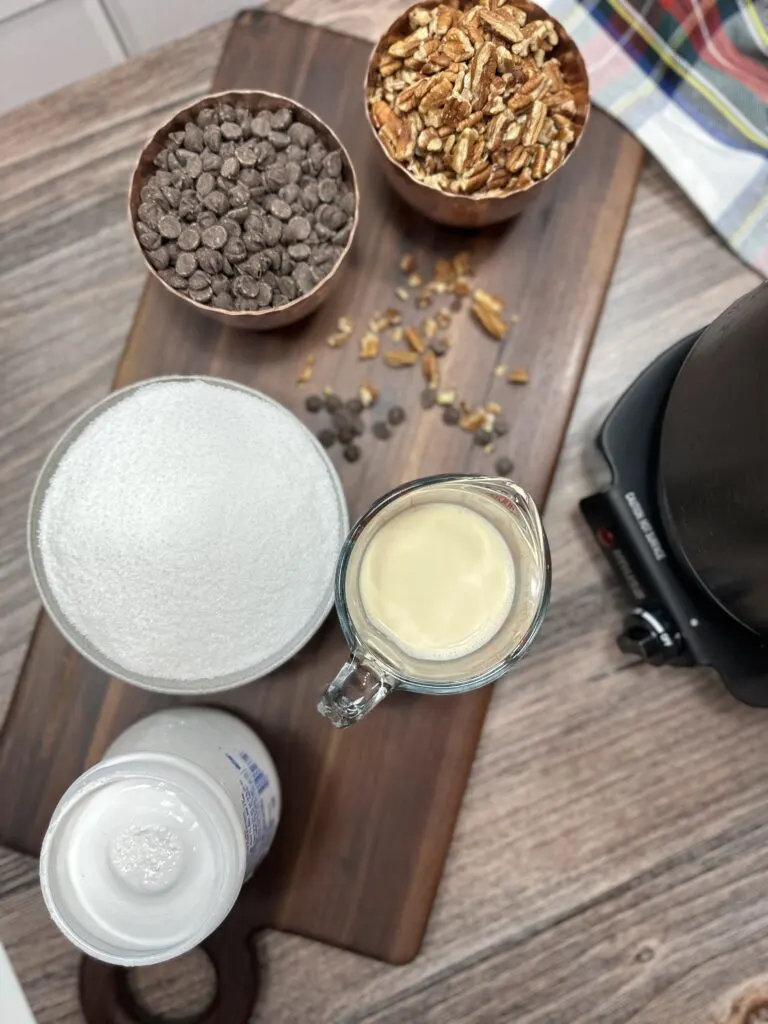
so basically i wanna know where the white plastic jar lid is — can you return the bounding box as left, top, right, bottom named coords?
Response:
left=40, top=754, right=246, bottom=966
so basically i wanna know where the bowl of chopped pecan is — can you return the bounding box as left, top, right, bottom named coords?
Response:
left=365, top=0, right=589, bottom=228
left=130, top=91, right=359, bottom=329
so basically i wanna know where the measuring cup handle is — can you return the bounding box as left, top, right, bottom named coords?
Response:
left=317, top=657, right=395, bottom=728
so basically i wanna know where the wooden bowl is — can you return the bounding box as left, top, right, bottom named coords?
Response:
left=365, top=0, right=590, bottom=229
left=129, top=90, right=359, bottom=330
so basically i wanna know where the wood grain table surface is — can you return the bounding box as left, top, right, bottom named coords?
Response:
left=0, top=5, right=762, bottom=1024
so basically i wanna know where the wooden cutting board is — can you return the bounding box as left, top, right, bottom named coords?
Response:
left=0, top=10, right=643, bottom=1023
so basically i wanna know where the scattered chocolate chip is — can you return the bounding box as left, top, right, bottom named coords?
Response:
left=387, top=405, right=406, bottom=426
left=495, top=456, right=515, bottom=477
left=493, top=415, right=509, bottom=437
left=443, top=406, right=460, bottom=426
left=345, top=397, right=363, bottom=415
left=474, top=428, right=493, bottom=446
left=318, top=428, right=337, bottom=448
left=420, top=387, right=437, bottom=409
left=337, top=425, right=355, bottom=444
left=325, top=394, right=343, bottom=413
left=430, top=338, right=449, bottom=357
left=373, top=421, right=392, bottom=440
left=305, top=395, right=324, bottom=413
left=343, top=443, right=361, bottom=462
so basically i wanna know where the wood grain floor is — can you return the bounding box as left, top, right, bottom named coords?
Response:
left=0, top=5, right=762, bottom=1023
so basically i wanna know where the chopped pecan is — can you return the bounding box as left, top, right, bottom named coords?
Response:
left=508, top=367, right=529, bottom=384
left=296, top=354, right=315, bottom=384
left=478, top=7, right=524, bottom=44
left=388, top=26, right=429, bottom=59
left=474, top=288, right=505, bottom=313
left=469, top=42, right=497, bottom=109
left=404, top=326, right=426, bottom=353
left=359, top=381, right=380, bottom=407
left=472, top=299, right=507, bottom=340
left=530, top=143, right=547, bottom=179
left=544, top=139, right=566, bottom=175
left=522, top=99, right=547, bottom=145
left=360, top=333, right=380, bottom=359
left=422, top=349, right=440, bottom=387
left=505, top=145, right=530, bottom=174
left=384, top=350, right=419, bottom=367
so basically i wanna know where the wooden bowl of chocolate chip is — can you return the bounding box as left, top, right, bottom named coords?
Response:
left=365, top=0, right=589, bottom=228
left=129, top=91, right=359, bottom=328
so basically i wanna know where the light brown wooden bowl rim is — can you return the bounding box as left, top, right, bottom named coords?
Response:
left=364, top=0, right=591, bottom=205
left=129, top=89, right=360, bottom=327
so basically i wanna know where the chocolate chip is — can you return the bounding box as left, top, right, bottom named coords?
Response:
left=345, top=397, right=363, bottom=415
left=293, top=262, right=315, bottom=295
left=251, top=114, right=272, bottom=138
left=158, top=214, right=182, bottom=239
left=181, top=152, right=203, bottom=179
left=201, top=225, right=227, bottom=249
left=267, top=197, right=292, bottom=221
left=318, top=428, right=336, bottom=448
left=147, top=247, right=170, bottom=271
left=278, top=276, right=297, bottom=301
left=221, top=121, right=243, bottom=141
left=288, top=122, right=316, bottom=149
left=343, top=443, right=361, bottom=462
left=271, top=107, right=293, bottom=131
left=283, top=216, right=311, bottom=243
left=175, top=252, right=198, bottom=277
left=420, top=387, right=437, bottom=409
left=474, top=428, right=493, bottom=446
left=202, top=124, right=221, bottom=151
left=203, top=191, right=229, bottom=215
left=137, top=225, right=161, bottom=250
left=387, top=405, right=406, bottom=426
left=443, top=406, right=460, bottom=426
left=178, top=226, right=201, bottom=251
left=211, top=274, right=230, bottom=294
left=305, top=395, right=324, bottom=413
left=188, top=270, right=210, bottom=290
left=223, top=237, right=247, bottom=263
left=373, top=421, right=391, bottom=440
left=213, top=293, right=234, bottom=310
left=430, top=337, right=449, bottom=357
left=322, top=151, right=342, bottom=178
left=493, top=415, right=509, bottom=437
left=288, top=243, right=311, bottom=261
left=138, top=203, right=162, bottom=229
left=201, top=150, right=222, bottom=172
left=234, top=274, right=260, bottom=298
left=221, top=156, right=241, bottom=180
left=197, top=107, right=217, bottom=129
left=198, top=210, right=217, bottom=229
left=325, top=394, right=343, bottom=413
left=495, top=456, right=515, bottom=477
left=269, top=131, right=291, bottom=150
left=318, top=179, right=338, bottom=204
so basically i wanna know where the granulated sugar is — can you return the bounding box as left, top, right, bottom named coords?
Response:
left=37, top=379, right=345, bottom=683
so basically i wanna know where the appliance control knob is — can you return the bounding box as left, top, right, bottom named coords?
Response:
left=617, top=608, right=685, bottom=666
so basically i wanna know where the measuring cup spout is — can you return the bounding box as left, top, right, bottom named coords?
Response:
left=318, top=656, right=395, bottom=728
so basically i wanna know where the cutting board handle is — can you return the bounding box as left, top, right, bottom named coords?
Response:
left=78, top=915, right=259, bottom=1024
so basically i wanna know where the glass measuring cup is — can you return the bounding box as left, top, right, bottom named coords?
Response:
left=318, top=474, right=551, bottom=728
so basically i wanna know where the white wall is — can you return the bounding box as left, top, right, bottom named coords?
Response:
left=0, top=0, right=249, bottom=116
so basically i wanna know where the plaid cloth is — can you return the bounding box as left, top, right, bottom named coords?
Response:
left=543, top=0, right=768, bottom=276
